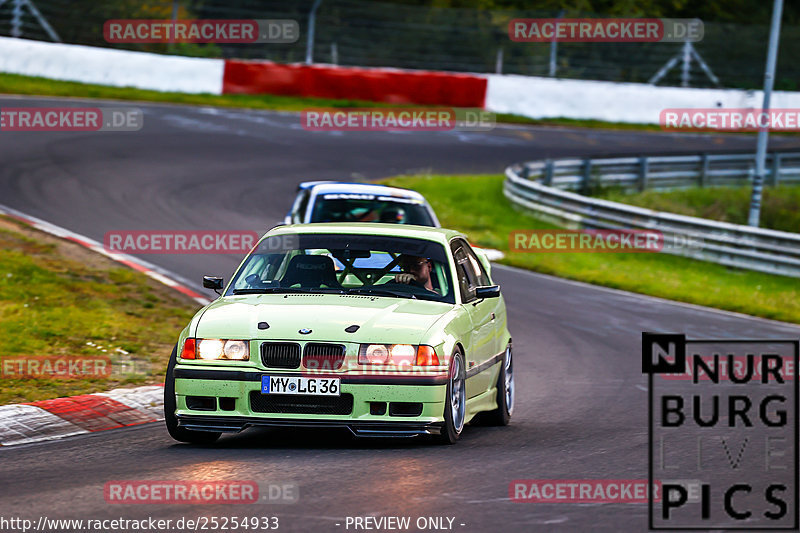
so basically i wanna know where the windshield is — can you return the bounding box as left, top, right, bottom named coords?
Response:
left=309, top=193, right=434, bottom=226
left=226, top=233, right=454, bottom=303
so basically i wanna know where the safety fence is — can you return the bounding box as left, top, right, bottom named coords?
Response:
left=1, top=0, right=800, bottom=89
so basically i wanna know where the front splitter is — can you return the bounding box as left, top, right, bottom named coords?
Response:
left=176, top=414, right=443, bottom=437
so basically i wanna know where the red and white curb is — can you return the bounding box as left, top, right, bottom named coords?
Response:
left=0, top=203, right=211, bottom=306
left=0, top=385, right=164, bottom=446
left=0, top=204, right=211, bottom=447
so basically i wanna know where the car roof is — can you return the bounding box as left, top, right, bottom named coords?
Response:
left=267, top=222, right=464, bottom=244
left=299, top=181, right=427, bottom=202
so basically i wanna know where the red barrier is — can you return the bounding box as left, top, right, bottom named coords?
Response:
left=223, top=61, right=487, bottom=108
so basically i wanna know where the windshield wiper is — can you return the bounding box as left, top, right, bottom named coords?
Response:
left=346, top=287, right=416, bottom=299
left=232, top=287, right=344, bottom=295
left=232, top=287, right=278, bottom=294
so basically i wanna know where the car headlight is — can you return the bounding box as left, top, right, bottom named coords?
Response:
left=198, top=339, right=224, bottom=360
left=358, top=344, right=439, bottom=366
left=222, top=340, right=249, bottom=360
left=361, top=344, right=390, bottom=364
left=181, top=338, right=250, bottom=361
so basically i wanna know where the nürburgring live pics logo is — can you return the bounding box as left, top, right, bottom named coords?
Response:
left=643, top=333, right=798, bottom=530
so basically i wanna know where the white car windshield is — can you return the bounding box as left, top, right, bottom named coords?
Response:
left=227, top=233, right=454, bottom=303
left=309, top=194, right=434, bottom=226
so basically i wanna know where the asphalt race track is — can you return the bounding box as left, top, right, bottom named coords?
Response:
left=1, top=96, right=800, bottom=532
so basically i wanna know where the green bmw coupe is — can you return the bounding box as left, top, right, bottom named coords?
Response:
left=165, top=223, right=513, bottom=444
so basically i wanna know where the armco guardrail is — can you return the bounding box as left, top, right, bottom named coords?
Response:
left=504, top=153, right=800, bottom=278
left=521, top=152, right=800, bottom=193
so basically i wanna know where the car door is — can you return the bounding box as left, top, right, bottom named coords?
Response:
left=451, top=239, right=496, bottom=398
left=461, top=241, right=501, bottom=357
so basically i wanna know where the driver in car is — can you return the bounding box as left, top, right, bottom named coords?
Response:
left=394, top=255, right=437, bottom=294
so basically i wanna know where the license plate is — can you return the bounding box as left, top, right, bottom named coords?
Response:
left=261, top=375, right=340, bottom=396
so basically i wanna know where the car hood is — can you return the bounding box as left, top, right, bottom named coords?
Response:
left=193, top=293, right=452, bottom=344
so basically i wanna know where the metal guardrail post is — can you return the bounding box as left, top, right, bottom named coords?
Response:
left=581, top=159, right=592, bottom=194
left=167, top=0, right=179, bottom=53
left=549, top=10, right=565, bottom=77
left=638, top=157, right=649, bottom=191
left=770, top=153, right=781, bottom=186
left=700, top=153, right=709, bottom=187
left=10, top=0, right=23, bottom=38
left=747, top=164, right=755, bottom=189
left=544, top=159, right=554, bottom=186
left=305, top=0, right=323, bottom=65
left=4, top=0, right=62, bottom=42
left=748, top=0, right=784, bottom=227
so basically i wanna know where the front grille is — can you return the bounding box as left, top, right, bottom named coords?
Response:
left=249, top=391, right=354, bottom=415
left=261, top=342, right=301, bottom=369
left=302, top=343, right=346, bottom=370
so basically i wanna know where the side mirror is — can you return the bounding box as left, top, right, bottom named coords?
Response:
left=203, top=276, right=223, bottom=294
left=474, top=285, right=500, bottom=299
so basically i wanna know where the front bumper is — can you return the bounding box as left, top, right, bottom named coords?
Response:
left=173, top=366, right=448, bottom=437
left=177, top=414, right=443, bottom=437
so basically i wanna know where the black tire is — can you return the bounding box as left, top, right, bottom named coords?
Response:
left=482, top=344, right=514, bottom=426
left=164, top=344, right=221, bottom=444
left=436, top=349, right=466, bottom=445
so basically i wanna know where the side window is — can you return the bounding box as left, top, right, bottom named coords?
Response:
left=463, top=244, right=491, bottom=286
left=451, top=244, right=478, bottom=302
left=293, top=191, right=310, bottom=223
left=239, top=255, right=269, bottom=282
left=233, top=253, right=286, bottom=291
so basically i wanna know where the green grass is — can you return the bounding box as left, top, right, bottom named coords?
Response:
left=0, top=72, right=667, bottom=131
left=0, top=217, right=197, bottom=404
left=598, top=185, right=800, bottom=233
left=380, top=174, right=800, bottom=324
